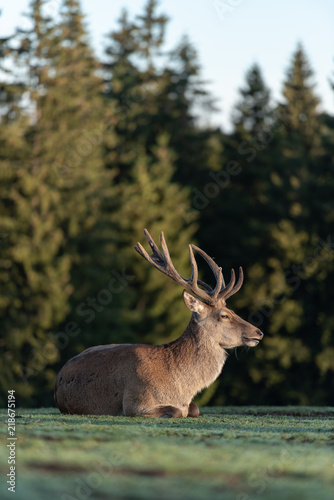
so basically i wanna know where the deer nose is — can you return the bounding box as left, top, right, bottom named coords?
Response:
left=256, top=329, right=264, bottom=338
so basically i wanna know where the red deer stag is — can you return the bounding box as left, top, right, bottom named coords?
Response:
left=55, top=229, right=263, bottom=417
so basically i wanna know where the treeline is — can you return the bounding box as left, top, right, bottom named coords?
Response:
left=0, top=0, right=333, bottom=407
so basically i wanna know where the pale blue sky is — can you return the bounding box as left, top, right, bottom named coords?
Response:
left=1, top=0, right=333, bottom=130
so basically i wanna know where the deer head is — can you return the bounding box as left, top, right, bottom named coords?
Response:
left=135, top=229, right=263, bottom=350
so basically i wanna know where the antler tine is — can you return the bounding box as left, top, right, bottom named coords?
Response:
left=186, top=245, right=214, bottom=303
left=190, top=244, right=227, bottom=303
left=162, top=235, right=211, bottom=302
left=160, top=231, right=172, bottom=266
left=197, top=280, right=213, bottom=292
left=135, top=229, right=188, bottom=288
left=190, top=245, right=226, bottom=289
left=188, top=245, right=198, bottom=284
left=211, top=267, right=224, bottom=301
left=135, top=229, right=215, bottom=303
left=134, top=241, right=158, bottom=268
left=144, top=228, right=163, bottom=260
left=219, top=269, right=236, bottom=301
left=134, top=229, right=164, bottom=270
left=135, top=230, right=244, bottom=305
left=222, top=267, right=244, bottom=301
left=160, top=231, right=188, bottom=287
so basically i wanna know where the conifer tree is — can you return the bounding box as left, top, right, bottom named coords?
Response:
left=281, top=44, right=320, bottom=156
left=233, top=63, right=273, bottom=137
left=200, top=64, right=276, bottom=272
left=105, top=135, right=198, bottom=345
left=0, top=0, right=110, bottom=404
left=237, top=47, right=332, bottom=405
left=0, top=34, right=30, bottom=402
left=102, top=1, right=166, bottom=179
left=0, top=5, right=72, bottom=402
left=100, top=1, right=203, bottom=349
left=197, top=64, right=282, bottom=404
left=102, top=0, right=214, bottom=187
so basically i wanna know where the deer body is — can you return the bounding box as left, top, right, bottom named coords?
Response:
left=55, top=230, right=263, bottom=417
left=55, top=317, right=231, bottom=416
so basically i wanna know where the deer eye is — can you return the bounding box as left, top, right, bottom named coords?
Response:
left=220, top=313, right=229, bottom=320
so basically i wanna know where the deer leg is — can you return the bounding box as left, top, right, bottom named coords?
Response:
left=187, top=401, right=200, bottom=418
left=139, top=405, right=183, bottom=418
left=160, top=406, right=183, bottom=418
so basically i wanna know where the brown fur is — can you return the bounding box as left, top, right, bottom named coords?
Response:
left=55, top=230, right=263, bottom=417
left=55, top=294, right=263, bottom=417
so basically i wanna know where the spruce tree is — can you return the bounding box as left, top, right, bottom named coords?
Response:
left=0, top=0, right=110, bottom=405
left=281, top=44, right=320, bottom=155
left=200, top=64, right=276, bottom=272
left=102, top=0, right=214, bottom=188
left=197, top=64, right=282, bottom=405
left=0, top=34, right=29, bottom=402
left=102, top=1, right=166, bottom=180
left=239, top=46, right=332, bottom=405
left=105, top=135, right=198, bottom=346
left=233, top=63, right=273, bottom=136
left=99, top=1, right=207, bottom=347
left=0, top=6, right=72, bottom=403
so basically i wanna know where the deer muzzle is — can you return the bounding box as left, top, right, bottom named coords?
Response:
left=243, top=329, right=264, bottom=347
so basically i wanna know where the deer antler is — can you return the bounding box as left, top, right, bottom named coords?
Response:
left=134, top=229, right=243, bottom=305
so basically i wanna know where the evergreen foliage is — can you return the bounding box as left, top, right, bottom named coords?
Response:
left=102, top=0, right=214, bottom=187
left=0, top=1, right=333, bottom=407
left=106, top=135, right=198, bottom=345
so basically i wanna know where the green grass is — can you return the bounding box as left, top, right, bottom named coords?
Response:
left=1, top=406, right=333, bottom=500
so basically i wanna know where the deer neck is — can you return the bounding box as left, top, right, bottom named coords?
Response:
left=166, top=317, right=228, bottom=397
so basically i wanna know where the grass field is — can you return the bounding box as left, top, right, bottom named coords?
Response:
left=0, top=406, right=333, bottom=500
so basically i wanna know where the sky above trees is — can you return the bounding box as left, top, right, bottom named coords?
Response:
left=1, top=0, right=333, bottom=130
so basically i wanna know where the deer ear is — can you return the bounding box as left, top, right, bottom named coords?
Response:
left=183, top=290, right=207, bottom=315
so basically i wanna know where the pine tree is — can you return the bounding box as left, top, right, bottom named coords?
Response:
left=102, top=1, right=166, bottom=179
left=195, top=64, right=283, bottom=405
left=0, top=0, right=111, bottom=405
left=105, top=135, right=198, bottom=346
left=100, top=1, right=203, bottom=349
left=233, top=63, right=273, bottom=136
left=199, top=64, right=277, bottom=273
left=315, top=83, right=334, bottom=382
left=281, top=44, right=320, bottom=155
left=0, top=33, right=29, bottom=402
left=102, top=0, right=214, bottom=188
left=0, top=5, right=72, bottom=403
left=235, top=46, right=333, bottom=405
